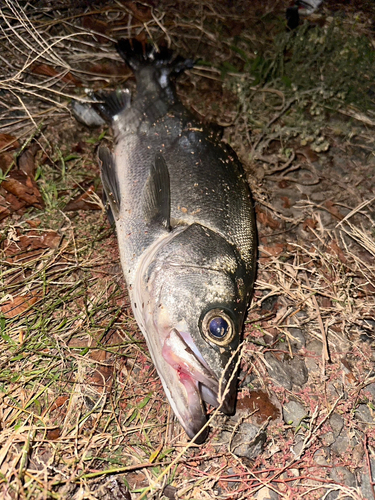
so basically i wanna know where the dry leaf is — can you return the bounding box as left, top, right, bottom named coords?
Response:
left=64, top=185, right=101, bottom=211
left=46, top=428, right=62, bottom=440
left=303, top=218, right=317, bottom=230
left=0, top=134, right=20, bottom=151
left=256, top=206, right=281, bottom=230
left=1, top=292, right=41, bottom=318
left=31, top=64, right=82, bottom=86
left=325, top=200, right=344, bottom=221
left=2, top=170, right=44, bottom=209
left=18, top=142, right=39, bottom=176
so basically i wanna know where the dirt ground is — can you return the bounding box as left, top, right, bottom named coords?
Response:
left=0, top=1, right=374, bottom=499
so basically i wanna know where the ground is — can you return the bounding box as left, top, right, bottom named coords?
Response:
left=0, top=1, right=374, bottom=499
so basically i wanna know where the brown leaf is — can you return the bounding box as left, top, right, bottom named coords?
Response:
left=303, top=218, right=317, bottom=230
left=0, top=134, right=20, bottom=152
left=324, top=200, right=344, bottom=221
left=1, top=292, right=41, bottom=318
left=31, top=64, right=82, bottom=86
left=0, top=152, right=15, bottom=172
left=2, top=170, right=44, bottom=209
left=18, top=142, right=39, bottom=176
left=82, top=16, right=110, bottom=43
left=46, top=428, right=61, bottom=440
left=64, top=185, right=101, bottom=211
left=0, top=194, right=11, bottom=221
left=123, top=1, right=153, bottom=22
left=50, top=396, right=69, bottom=412
left=326, top=240, right=347, bottom=263
left=256, top=206, right=281, bottom=230
left=280, top=195, right=291, bottom=209
left=260, top=243, right=284, bottom=259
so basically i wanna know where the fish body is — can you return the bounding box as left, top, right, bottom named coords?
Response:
left=93, top=40, right=256, bottom=441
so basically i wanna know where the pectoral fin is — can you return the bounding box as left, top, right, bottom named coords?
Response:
left=142, top=153, right=170, bottom=231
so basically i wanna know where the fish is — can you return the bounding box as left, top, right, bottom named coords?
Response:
left=77, top=39, right=257, bottom=442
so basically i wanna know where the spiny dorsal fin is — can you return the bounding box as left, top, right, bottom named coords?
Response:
left=142, top=153, right=170, bottom=230
left=98, top=147, right=120, bottom=220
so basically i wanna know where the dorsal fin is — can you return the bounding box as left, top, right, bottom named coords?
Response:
left=142, top=153, right=170, bottom=230
left=98, top=147, right=120, bottom=220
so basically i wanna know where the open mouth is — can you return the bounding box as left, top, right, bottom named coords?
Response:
left=161, top=328, right=236, bottom=440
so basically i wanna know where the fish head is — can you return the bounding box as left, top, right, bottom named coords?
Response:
left=134, top=223, right=253, bottom=442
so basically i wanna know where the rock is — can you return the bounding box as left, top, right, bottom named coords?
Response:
left=330, top=429, right=358, bottom=456
left=355, top=404, right=375, bottom=426
left=265, top=352, right=308, bottom=390
left=330, top=466, right=356, bottom=488
left=289, top=356, right=309, bottom=387
left=329, top=413, right=344, bottom=439
left=359, top=458, right=375, bottom=500
left=289, top=327, right=306, bottom=349
left=230, top=422, right=267, bottom=459
left=282, top=401, right=308, bottom=428
left=255, top=486, right=279, bottom=500
left=305, top=340, right=323, bottom=374
left=265, top=352, right=293, bottom=390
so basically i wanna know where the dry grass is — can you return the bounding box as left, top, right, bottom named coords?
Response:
left=0, top=0, right=375, bottom=498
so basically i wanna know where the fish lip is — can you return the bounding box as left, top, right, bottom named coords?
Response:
left=162, top=328, right=236, bottom=433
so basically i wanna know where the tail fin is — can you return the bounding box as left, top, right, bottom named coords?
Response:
left=115, top=38, right=195, bottom=75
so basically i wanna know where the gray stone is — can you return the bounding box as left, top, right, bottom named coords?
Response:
left=230, top=422, right=267, bottom=460
left=305, top=340, right=323, bottom=374
left=329, top=413, right=344, bottom=438
left=283, top=401, right=308, bottom=428
left=289, top=328, right=306, bottom=349
left=265, top=352, right=292, bottom=390
left=255, top=486, right=279, bottom=500
left=359, top=458, right=375, bottom=500
left=264, top=352, right=308, bottom=390
left=291, top=433, right=305, bottom=457
left=365, top=382, right=375, bottom=400
left=355, top=404, right=375, bottom=425
left=321, top=431, right=335, bottom=446
left=330, top=466, right=356, bottom=487
left=330, top=429, right=358, bottom=456
left=289, top=357, right=308, bottom=387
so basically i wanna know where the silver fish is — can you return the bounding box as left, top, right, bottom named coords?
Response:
left=90, top=40, right=256, bottom=442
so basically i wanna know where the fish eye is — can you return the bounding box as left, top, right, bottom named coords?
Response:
left=201, top=309, right=235, bottom=346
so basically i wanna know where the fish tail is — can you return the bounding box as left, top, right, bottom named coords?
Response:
left=115, top=38, right=195, bottom=76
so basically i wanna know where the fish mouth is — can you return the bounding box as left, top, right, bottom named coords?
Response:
left=162, top=328, right=236, bottom=442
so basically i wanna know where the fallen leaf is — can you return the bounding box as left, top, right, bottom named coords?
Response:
left=18, top=142, right=39, bottom=176
left=0, top=152, right=14, bottom=172
left=2, top=169, right=44, bottom=209
left=280, top=195, right=291, bottom=209
left=31, top=64, right=82, bottom=86
left=46, top=428, right=61, bottom=440
left=260, top=243, right=284, bottom=258
left=326, top=239, right=347, bottom=263
left=64, top=185, right=101, bottom=211
left=303, top=218, right=317, bottom=230
left=0, top=134, right=20, bottom=152
left=256, top=206, right=281, bottom=230
left=1, top=292, right=41, bottom=318
left=50, top=396, right=69, bottom=412
left=0, top=194, right=11, bottom=221
left=325, top=200, right=344, bottom=221
left=82, top=16, right=110, bottom=43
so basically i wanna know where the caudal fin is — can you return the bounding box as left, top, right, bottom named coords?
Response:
left=115, top=38, right=195, bottom=75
